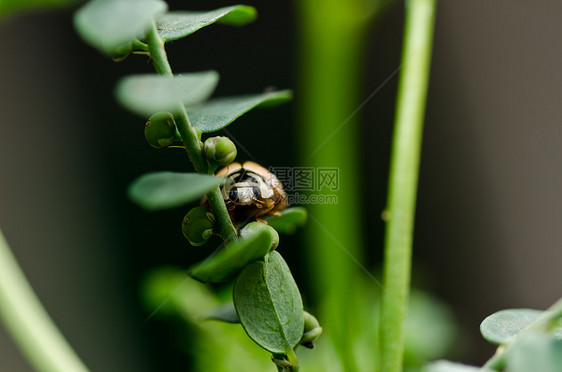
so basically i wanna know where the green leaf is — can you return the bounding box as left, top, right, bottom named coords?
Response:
left=157, top=5, right=257, bottom=42
left=189, top=90, right=292, bottom=133
left=116, top=71, right=219, bottom=117
left=424, top=360, right=492, bottom=372
left=74, top=0, right=167, bottom=54
left=265, top=207, right=307, bottom=234
left=189, top=225, right=276, bottom=283
left=205, top=302, right=240, bottom=324
left=480, top=308, right=543, bottom=345
left=507, top=333, right=562, bottom=372
left=233, top=251, right=304, bottom=354
left=128, top=172, right=226, bottom=211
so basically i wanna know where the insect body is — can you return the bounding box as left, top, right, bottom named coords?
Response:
left=211, top=161, right=288, bottom=223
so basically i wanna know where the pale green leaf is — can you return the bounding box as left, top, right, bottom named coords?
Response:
left=116, top=71, right=219, bottom=116
left=480, top=308, right=543, bottom=345
left=74, top=0, right=167, bottom=54
left=233, top=251, right=304, bottom=354
left=189, top=90, right=292, bottom=133
left=128, top=172, right=226, bottom=211
left=157, top=5, right=257, bottom=42
left=189, top=225, right=276, bottom=283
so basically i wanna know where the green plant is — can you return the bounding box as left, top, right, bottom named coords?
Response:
left=1, top=1, right=561, bottom=372
left=73, top=0, right=317, bottom=370
left=425, top=298, right=562, bottom=372
left=295, top=0, right=438, bottom=371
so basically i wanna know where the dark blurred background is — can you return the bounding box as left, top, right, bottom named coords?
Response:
left=0, top=1, right=561, bottom=371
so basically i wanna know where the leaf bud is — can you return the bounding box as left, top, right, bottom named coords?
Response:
left=240, top=221, right=279, bottom=251
left=182, top=206, right=215, bottom=246
left=145, top=112, right=177, bottom=148
left=203, top=136, right=237, bottom=165
left=300, top=311, right=322, bottom=348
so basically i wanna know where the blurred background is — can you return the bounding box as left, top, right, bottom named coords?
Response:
left=0, top=0, right=561, bottom=371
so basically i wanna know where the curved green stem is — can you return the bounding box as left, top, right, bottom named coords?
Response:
left=145, top=19, right=172, bottom=75
left=379, top=1, right=437, bottom=372
left=206, top=186, right=238, bottom=243
left=145, top=20, right=238, bottom=242
left=0, top=228, right=90, bottom=372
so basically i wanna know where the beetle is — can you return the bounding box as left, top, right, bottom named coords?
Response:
left=203, top=161, right=288, bottom=223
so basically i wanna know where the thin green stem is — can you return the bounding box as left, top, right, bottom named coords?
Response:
left=145, top=20, right=238, bottom=242
left=173, top=106, right=207, bottom=174
left=145, top=19, right=172, bottom=75
left=206, top=186, right=238, bottom=243
left=483, top=296, right=562, bottom=370
left=0, top=228, right=90, bottom=372
left=379, top=1, right=437, bottom=372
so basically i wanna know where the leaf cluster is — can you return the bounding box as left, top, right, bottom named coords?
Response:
left=74, top=0, right=315, bottom=368
left=426, top=300, right=562, bottom=372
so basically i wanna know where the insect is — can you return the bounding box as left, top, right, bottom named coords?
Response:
left=204, top=161, right=288, bottom=223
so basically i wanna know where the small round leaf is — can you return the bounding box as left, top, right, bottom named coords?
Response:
left=75, top=0, right=167, bottom=54
left=480, top=308, right=543, bottom=345
left=116, top=72, right=219, bottom=117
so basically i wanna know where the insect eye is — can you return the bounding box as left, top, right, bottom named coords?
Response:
left=229, top=188, right=238, bottom=201
left=252, top=186, right=261, bottom=198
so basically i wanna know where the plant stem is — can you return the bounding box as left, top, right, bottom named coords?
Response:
left=145, top=20, right=238, bottom=242
left=483, top=296, right=562, bottom=370
left=379, top=1, right=436, bottom=372
left=206, top=186, right=238, bottom=242
left=172, top=106, right=207, bottom=174
left=0, top=228, right=90, bottom=372
left=145, top=19, right=172, bottom=75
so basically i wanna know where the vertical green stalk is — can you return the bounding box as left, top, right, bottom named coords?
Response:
left=379, top=1, right=436, bottom=372
left=145, top=20, right=238, bottom=242
left=295, top=2, right=373, bottom=371
left=0, top=228, right=90, bottom=372
left=145, top=19, right=172, bottom=76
